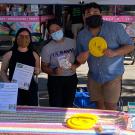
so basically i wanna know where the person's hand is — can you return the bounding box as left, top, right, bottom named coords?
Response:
left=104, top=49, right=117, bottom=58
left=70, top=64, right=77, bottom=72
left=34, top=67, right=41, bottom=75
left=54, top=67, right=63, bottom=75
left=77, top=51, right=89, bottom=64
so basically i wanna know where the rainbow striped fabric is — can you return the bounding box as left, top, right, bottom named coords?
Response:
left=0, top=106, right=134, bottom=135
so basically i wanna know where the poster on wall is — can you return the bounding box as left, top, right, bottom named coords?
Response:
left=0, top=16, right=40, bottom=42
left=0, top=16, right=54, bottom=42
left=31, top=4, right=39, bottom=15
left=103, top=16, right=135, bottom=37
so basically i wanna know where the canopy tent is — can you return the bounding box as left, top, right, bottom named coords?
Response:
left=0, top=0, right=135, bottom=5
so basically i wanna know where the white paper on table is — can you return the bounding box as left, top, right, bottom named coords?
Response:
left=57, top=55, right=71, bottom=69
left=0, top=83, right=18, bottom=112
left=12, top=63, right=34, bottom=90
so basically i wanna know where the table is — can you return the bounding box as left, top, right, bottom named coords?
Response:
left=0, top=106, right=134, bottom=135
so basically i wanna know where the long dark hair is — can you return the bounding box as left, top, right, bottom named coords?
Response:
left=11, top=28, right=33, bottom=51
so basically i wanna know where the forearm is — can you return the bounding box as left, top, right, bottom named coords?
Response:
left=34, top=67, right=41, bottom=75
left=33, top=52, right=41, bottom=75
left=42, top=67, right=54, bottom=75
left=41, top=62, right=54, bottom=75
left=0, top=71, right=10, bottom=82
left=74, top=59, right=81, bottom=67
left=76, top=51, right=89, bottom=64
left=0, top=51, right=12, bottom=82
left=115, top=45, right=135, bottom=56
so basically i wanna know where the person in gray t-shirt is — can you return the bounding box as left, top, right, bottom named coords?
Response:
left=41, top=19, right=79, bottom=107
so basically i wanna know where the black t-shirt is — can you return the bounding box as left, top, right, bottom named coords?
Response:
left=8, top=49, right=35, bottom=81
left=8, top=49, right=38, bottom=106
left=69, top=6, right=83, bottom=24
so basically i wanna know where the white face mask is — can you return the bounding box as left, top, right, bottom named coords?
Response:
left=51, top=29, right=64, bottom=41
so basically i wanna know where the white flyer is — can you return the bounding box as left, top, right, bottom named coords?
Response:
left=12, top=63, right=34, bottom=90
left=0, top=83, right=18, bottom=112
left=57, top=55, right=71, bottom=69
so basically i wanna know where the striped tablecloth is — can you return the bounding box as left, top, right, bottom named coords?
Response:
left=0, top=106, right=134, bottom=135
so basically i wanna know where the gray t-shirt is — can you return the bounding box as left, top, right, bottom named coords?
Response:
left=41, top=37, right=76, bottom=76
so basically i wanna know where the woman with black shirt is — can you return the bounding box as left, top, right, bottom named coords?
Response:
left=0, top=28, right=40, bottom=106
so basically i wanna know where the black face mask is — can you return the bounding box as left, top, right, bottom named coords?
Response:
left=86, top=15, right=103, bottom=28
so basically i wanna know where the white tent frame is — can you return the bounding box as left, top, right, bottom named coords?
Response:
left=0, top=0, right=135, bottom=5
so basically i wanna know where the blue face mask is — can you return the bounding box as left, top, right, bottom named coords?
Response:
left=51, top=29, right=64, bottom=41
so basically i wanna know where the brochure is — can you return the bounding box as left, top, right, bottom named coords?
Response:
left=57, top=55, right=71, bottom=69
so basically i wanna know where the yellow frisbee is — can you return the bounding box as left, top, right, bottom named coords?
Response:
left=89, top=37, right=107, bottom=57
left=66, top=113, right=98, bottom=130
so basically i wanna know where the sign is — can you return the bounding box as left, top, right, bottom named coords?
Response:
left=103, top=16, right=135, bottom=23
left=0, top=83, right=18, bottom=112
left=12, top=63, right=34, bottom=90
left=0, top=16, right=54, bottom=22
